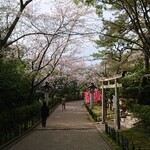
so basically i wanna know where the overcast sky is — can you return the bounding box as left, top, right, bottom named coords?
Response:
left=31, top=0, right=103, bottom=65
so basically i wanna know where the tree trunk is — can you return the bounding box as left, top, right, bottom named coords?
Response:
left=143, top=53, right=149, bottom=72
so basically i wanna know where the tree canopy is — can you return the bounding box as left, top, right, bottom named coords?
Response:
left=74, top=0, right=150, bottom=71
left=0, top=0, right=97, bottom=106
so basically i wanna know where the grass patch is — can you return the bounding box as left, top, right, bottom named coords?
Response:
left=92, top=104, right=102, bottom=121
left=92, top=104, right=150, bottom=149
left=100, top=133, right=122, bottom=150
left=120, top=125, right=150, bottom=149
left=92, top=104, right=102, bottom=115
left=92, top=104, right=115, bottom=123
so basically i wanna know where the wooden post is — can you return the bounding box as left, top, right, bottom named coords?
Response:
left=114, top=79, right=120, bottom=130
left=102, top=81, right=105, bottom=123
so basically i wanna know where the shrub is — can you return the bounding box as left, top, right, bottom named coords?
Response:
left=0, top=102, right=41, bottom=131
left=0, top=59, right=31, bottom=111
left=48, top=97, right=61, bottom=109
left=131, top=104, right=150, bottom=129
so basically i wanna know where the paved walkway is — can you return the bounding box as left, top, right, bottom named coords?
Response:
left=5, top=101, right=113, bottom=150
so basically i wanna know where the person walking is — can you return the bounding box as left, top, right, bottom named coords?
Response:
left=41, top=101, right=49, bottom=127
left=61, top=97, right=66, bottom=111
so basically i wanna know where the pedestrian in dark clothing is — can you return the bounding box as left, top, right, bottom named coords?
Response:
left=41, top=101, right=49, bottom=127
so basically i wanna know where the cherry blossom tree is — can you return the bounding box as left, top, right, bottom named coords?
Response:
left=0, top=0, right=99, bottom=102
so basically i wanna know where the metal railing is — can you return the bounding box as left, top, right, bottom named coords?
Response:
left=0, top=100, right=59, bottom=149
left=105, top=123, right=145, bottom=150
left=0, top=114, right=40, bottom=148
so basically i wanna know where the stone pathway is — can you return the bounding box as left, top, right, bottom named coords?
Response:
left=4, top=101, right=113, bottom=150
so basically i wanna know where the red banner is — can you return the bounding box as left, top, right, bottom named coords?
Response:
left=84, top=89, right=101, bottom=104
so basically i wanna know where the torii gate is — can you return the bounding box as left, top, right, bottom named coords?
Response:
left=100, top=71, right=127, bottom=130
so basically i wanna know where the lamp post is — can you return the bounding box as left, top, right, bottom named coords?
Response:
left=43, top=82, right=50, bottom=105
left=89, top=83, right=96, bottom=109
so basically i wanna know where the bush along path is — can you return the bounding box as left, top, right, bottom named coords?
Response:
left=84, top=104, right=101, bottom=122
left=0, top=99, right=60, bottom=149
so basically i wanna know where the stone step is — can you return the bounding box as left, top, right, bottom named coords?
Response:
left=120, top=117, right=138, bottom=122
left=121, top=118, right=125, bottom=122
left=126, top=124, right=133, bottom=128
left=132, top=118, right=138, bottom=122
left=121, top=122, right=134, bottom=128
left=120, top=116, right=139, bottom=129
left=126, top=116, right=132, bottom=120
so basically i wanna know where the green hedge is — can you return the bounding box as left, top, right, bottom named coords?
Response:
left=131, top=104, right=150, bottom=129
left=84, top=104, right=100, bottom=122
left=0, top=97, right=61, bottom=132
left=0, top=102, right=41, bottom=131
left=48, top=97, right=61, bottom=109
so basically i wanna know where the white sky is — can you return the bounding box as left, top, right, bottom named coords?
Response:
left=31, top=0, right=103, bottom=65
